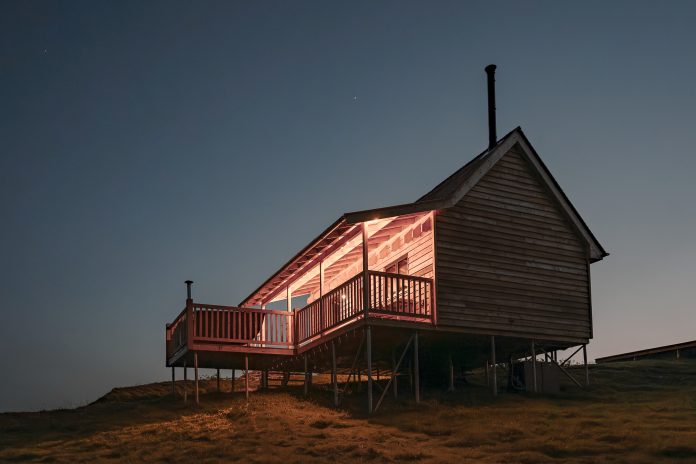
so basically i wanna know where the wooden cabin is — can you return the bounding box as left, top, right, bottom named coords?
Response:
left=165, top=126, right=607, bottom=411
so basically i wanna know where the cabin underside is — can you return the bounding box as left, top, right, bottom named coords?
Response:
left=170, top=320, right=583, bottom=373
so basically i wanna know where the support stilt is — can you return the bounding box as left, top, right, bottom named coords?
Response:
left=490, top=335, right=497, bottom=397
left=304, top=354, right=309, bottom=397
left=583, top=344, right=589, bottom=387
left=485, top=361, right=489, bottom=386
left=194, top=351, right=199, bottom=406
left=332, top=340, right=338, bottom=407
left=531, top=340, right=538, bottom=393
left=245, top=355, right=249, bottom=401
left=231, top=369, right=235, bottom=393
left=414, top=331, right=420, bottom=404
left=366, top=326, right=373, bottom=414
left=171, top=366, right=175, bottom=397
left=183, top=362, right=188, bottom=403
left=374, top=335, right=414, bottom=412
left=216, top=368, right=220, bottom=392
left=448, top=353, right=454, bottom=392
left=392, top=349, right=398, bottom=399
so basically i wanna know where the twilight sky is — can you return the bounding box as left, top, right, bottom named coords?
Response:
left=1, top=1, right=695, bottom=412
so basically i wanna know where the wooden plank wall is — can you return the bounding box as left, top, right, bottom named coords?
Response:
left=435, top=145, right=591, bottom=343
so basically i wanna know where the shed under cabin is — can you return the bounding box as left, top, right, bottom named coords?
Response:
left=165, top=66, right=607, bottom=412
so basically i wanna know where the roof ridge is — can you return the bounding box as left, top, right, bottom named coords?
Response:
left=416, top=126, right=522, bottom=203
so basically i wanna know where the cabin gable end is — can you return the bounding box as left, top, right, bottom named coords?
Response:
left=434, top=144, right=592, bottom=343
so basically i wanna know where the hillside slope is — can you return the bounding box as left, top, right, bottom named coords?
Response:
left=1, top=360, right=695, bottom=463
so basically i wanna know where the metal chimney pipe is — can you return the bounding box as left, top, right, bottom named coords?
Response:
left=485, top=64, right=497, bottom=149
left=185, top=280, right=193, bottom=300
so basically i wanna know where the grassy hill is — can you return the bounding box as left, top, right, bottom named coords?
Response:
left=1, top=359, right=695, bottom=463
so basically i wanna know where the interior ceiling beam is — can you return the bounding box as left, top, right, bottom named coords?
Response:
left=298, top=213, right=431, bottom=299
left=262, top=216, right=408, bottom=304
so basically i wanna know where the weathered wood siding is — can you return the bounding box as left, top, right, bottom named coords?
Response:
left=435, top=144, right=591, bottom=342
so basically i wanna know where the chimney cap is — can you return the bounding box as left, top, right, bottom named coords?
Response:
left=485, top=64, right=497, bottom=73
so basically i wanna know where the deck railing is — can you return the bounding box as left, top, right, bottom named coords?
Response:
left=167, top=271, right=434, bottom=358
left=295, top=271, right=434, bottom=346
left=295, top=273, right=365, bottom=344
left=368, top=271, right=433, bottom=318
left=191, top=304, right=293, bottom=348
left=166, top=307, right=188, bottom=358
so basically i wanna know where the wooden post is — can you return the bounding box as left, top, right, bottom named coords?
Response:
left=194, top=351, right=199, bottom=406
left=304, top=354, right=309, bottom=397
left=245, top=355, right=249, bottom=401
left=185, top=281, right=194, bottom=351
left=490, top=336, right=497, bottom=397
left=392, top=348, right=398, bottom=399
left=448, top=353, right=454, bottom=392
left=531, top=340, right=538, bottom=393
left=366, top=326, right=373, bottom=414
left=231, top=369, right=235, bottom=393
left=676, top=349, right=680, bottom=360
left=485, top=361, right=489, bottom=386
left=183, top=362, right=188, bottom=403
left=362, top=222, right=369, bottom=317
left=583, top=344, right=589, bottom=387
left=216, top=368, right=220, bottom=392
left=408, top=359, right=412, bottom=391
left=332, top=340, right=338, bottom=406
left=171, top=367, right=176, bottom=397
left=320, top=261, right=324, bottom=331
left=286, top=286, right=293, bottom=345
left=414, top=331, right=420, bottom=404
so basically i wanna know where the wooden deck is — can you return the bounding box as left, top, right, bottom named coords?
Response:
left=165, top=270, right=434, bottom=369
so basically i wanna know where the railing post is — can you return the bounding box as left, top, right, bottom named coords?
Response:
left=429, top=210, right=437, bottom=325
left=362, top=223, right=369, bottom=318
left=185, top=280, right=194, bottom=349
left=286, top=286, right=293, bottom=347
left=319, top=261, right=324, bottom=333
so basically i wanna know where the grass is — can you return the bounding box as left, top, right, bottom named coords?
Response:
left=1, top=359, right=695, bottom=463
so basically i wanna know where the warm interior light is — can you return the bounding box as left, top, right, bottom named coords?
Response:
left=341, top=294, right=346, bottom=300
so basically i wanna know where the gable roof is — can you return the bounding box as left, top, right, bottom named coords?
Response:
left=344, top=127, right=607, bottom=261
left=240, top=126, right=607, bottom=306
left=413, top=126, right=608, bottom=261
